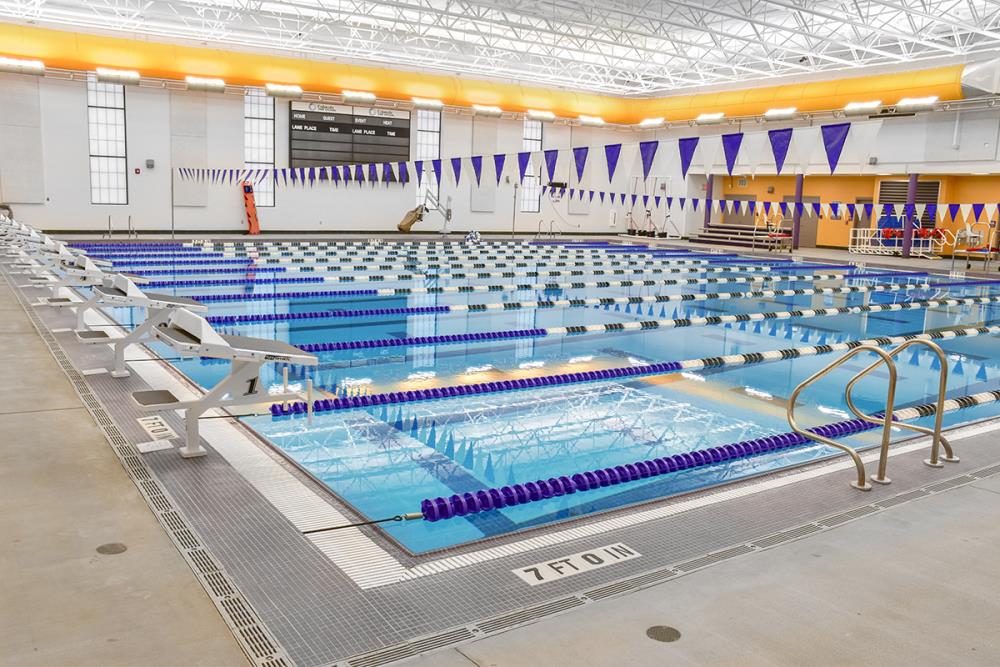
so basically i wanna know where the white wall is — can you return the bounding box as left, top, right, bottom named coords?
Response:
left=2, top=72, right=1000, bottom=234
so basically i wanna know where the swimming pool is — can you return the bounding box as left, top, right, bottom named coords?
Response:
left=73, top=239, right=1000, bottom=554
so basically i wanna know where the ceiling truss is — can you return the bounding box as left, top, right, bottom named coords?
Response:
left=2, top=0, right=999, bottom=95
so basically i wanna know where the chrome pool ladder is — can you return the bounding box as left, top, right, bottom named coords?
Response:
left=787, top=340, right=959, bottom=491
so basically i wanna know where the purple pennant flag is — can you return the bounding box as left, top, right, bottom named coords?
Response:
left=630, top=194, right=638, bottom=207
left=679, top=197, right=686, bottom=210
left=397, top=161, right=408, bottom=184
left=764, top=201, right=772, bottom=215
left=339, top=166, right=349, bottom=183
left=355, top=164, right=365, bottom=183
left=414, top=161, right=423, bottom=187
left=331, top=166, right=340, bottom=184
left=862, top=203, right=873, bottom=218
left=882, top=203, right=895, bottom=216
left=308, top=167, right=316, bottom=185
left=692, top=198, right=700, bottom=211
left=642, top=195, right=650, bottom=208
left=573, top=147, right=589, bottom=182
left=569, top=188, right=575, bottom=199
left=431, top=159, right=442, bottom=184
left=678, top=137, right=699, bottom=179
left=381, top=162, right=392, bottom=184
left=721, top=133, right=744, bottom=175
left=589, top=190, right=595, bottom=201
left=639, top=140, right=659, bottom=180
left=666, top=196, right=674, bottom=209
left=846, top=203, right=856, bottom=219
left=747, top=201, right=757, bottom=214
left=794, top=202, right=804, bottom=217
left=812, top=203, right=823, bottom=217
left=731, top=200, right=741, bottom=215
left=768, top=128, right=793, bottom=175
left=948, top=203, right=961, bottom=220
left=451, top=157, right=462, bottom=185
left=517, top=152, right=531, bottom=183
left=654, top=195, right=661, bottom=208
left=599, top=191, right=606, bottom=203
left=300, top=167, right=308, bottom=183
left=493, top=154, right=505, bottom=184
left=544, top=149, right=559, bottom=182
left=317, top=167, right=327, bottom=182
left=605, top=144, right=622, bottom=182
left=903, top=203, right=915, bottom=219
left=926, top=203, right=937, bottom=221
left=282, top=169, right=289, bottom=186
left=470, top=156, right=483, bottom=186
left=541, top=186, right=547, bottom=196
left=619, top=193, right=627, bottom=205
left=972, top=203, right=986, bottom=221
left=830, top=202, right=840, bottom=217
left=821, top=122, right=851, bottom=173
left=367, top=163, right=377, bottom=185
left=779, top=202, right=789, bottom=217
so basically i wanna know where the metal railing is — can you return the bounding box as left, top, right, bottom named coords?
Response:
left=787, top=341, right=957, bottom=490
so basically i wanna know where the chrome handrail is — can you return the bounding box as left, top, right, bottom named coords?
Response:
left=844, top=339, right=959, bottom=473
left=787, top=345, right=899, bottom=491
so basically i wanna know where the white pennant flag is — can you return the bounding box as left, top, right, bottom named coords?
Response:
left=986, top=203, right=998, bottom=222
left=914, top=203, right=927, bottom=221
left=740, top=131, right=768, bottom=176
left=792, top=126, right=822, bottom=173
left=960, top=203, right=974, bottom=222
left=700, top=135, right=723, bottom=176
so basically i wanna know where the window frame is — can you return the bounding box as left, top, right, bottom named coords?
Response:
left=520, top=118, right=543, bottom=213
left=244, top=88, right=276, bottom=207
left=86, top=74, right=128, bottom=205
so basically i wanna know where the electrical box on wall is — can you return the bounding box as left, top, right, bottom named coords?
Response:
left=145, top=159, right=155, bottom=169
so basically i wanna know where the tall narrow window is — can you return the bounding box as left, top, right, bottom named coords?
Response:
left=520, top=119, right=543, bottom=212
left=244, top=88, right=275, bottom=207
left=414, top=109, right=441, bottom=206
left=87, top=74, right=128, bottom=205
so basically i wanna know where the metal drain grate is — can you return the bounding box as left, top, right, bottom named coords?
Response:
left=973, top=463, right=1000, bottom=479
left=476, top=596, right=584, bottom=635
left=674, top=544, right=756, bottom=573
left=584, top=579, right=637, bottom=601
left=346, top=628, right=475, bottom=667
left=818, top=504, right=879, bottom=527
left=750, top=523, right=821, bottom=549
left=924, top=475, right=976, bottom=493
left=2, top=272, right=293, bottom=667
left=875, top=489, right=928, bottom=509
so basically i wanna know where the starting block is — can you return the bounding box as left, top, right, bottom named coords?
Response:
left=72, top=274, right=207, bottom=377
left=131, top=309, right=317, bottom=457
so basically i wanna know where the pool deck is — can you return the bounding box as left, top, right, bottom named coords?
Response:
left=3, top=238, right=1000, bottom=666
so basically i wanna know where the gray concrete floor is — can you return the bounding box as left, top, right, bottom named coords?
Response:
left=413, top=474, right=1000, bottom=667
left=0, top=284, right=247, bottom=667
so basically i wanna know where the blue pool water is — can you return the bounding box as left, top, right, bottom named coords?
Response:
left=76, top=240, right=1000, bottom=553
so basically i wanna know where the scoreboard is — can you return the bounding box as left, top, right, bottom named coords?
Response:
left=289, top=101, right=410, bottom=168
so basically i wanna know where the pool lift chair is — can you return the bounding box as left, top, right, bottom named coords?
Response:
left=72, top=273, right=206, bottom=379
left=397, top=187, right=453, bottom=234
left=129, top=308, right=318, bottom=458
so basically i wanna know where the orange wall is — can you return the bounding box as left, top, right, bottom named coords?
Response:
left=0, top=23, right=967, bottom=125
left=717, top=174, right=998, bottom=251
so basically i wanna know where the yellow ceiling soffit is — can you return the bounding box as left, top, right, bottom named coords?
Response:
left=0, top=23, right=966, bottom=124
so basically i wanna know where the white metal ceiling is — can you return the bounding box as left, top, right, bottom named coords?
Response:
left=3, top=0, right=999, bottom=95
